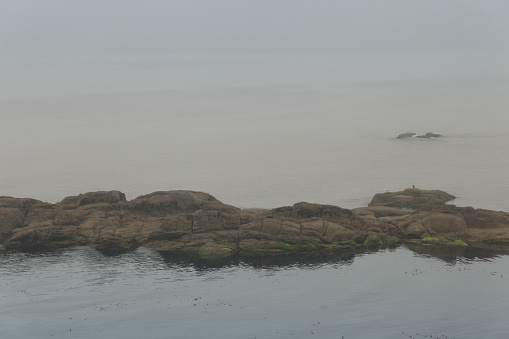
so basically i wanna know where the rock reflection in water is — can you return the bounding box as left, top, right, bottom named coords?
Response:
left=156, top=242, right=509, bottom=269
left=157, top=247, right=363, bottom=269
left=406, top=242, right=509, bottom=263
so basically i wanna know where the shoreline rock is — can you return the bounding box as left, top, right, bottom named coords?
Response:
left=1, top=188, right=509, bottom=260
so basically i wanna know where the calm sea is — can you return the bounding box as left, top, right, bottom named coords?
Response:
left=1, top=51, right=509, bottom=338
left=1, top=246, right=509, bottom=339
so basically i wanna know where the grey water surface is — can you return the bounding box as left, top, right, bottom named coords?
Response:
left=1, top=246, right=508, bottom=339
left=1, top=51, right=509, bottom=211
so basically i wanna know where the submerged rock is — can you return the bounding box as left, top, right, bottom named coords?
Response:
left=1, top=188, right=509, bottom=259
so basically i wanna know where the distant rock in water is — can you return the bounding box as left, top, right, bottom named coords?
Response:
left=396, top=132, right=416, bottom=139
left=416, top=132, right=441, bottom=138
left=397, top=132, right=441, bottom=139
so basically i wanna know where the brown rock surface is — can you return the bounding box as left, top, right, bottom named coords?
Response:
left=1, top=188, right=509, bottom=258
left=369, top=188, right=456, bottom=210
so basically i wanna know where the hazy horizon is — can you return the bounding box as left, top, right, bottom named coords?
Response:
left=1, top=1, right=509, bottom=211
left=2, top=1, right=509, bottom=57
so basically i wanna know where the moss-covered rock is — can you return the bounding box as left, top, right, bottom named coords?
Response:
left=421, top=236, right=468, bottom=247
left=198, top=243, right=235, bottom=260
left=239, top=239, right=293, bottom=257
left=364, top=234, right=400, bottom=250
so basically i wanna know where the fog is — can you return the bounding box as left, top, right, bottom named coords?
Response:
left=1, top=1, right=509, bottom=57
left=1, top=1, right=509, bottom=208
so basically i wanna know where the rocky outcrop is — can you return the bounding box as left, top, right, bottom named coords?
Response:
left=397, top=132, right=416, bottom=139
left=397, top=132, right=441, bottom=139
left=368, top=188, right=456, bottom=210
left=417, top=132, right=441, bottom=138
left=1, top=188, right=509, bottom=259
left=355, top=190, right=509, bottom=244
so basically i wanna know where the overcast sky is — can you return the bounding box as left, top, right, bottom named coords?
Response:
left=1, top=0, right=508, bottom=56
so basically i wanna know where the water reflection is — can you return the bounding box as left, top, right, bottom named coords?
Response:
left=153, top=243, right=509, bottom=269
left=2, top=243, right=508, bottom=270
left=157, top=248, right=362, bottom=270
left=1, top=245, right=509, bottom=339
left=406, top=243, right=509, bottom=264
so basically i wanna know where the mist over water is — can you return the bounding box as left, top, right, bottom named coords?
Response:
left=1, top=51, right=508, bottom=211
left=3, top=2, right=509, bottom=338
left=2, top=50, right=509, bottom=339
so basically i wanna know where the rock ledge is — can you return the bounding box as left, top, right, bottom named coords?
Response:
left=1, top=189, right=508, bottom=260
